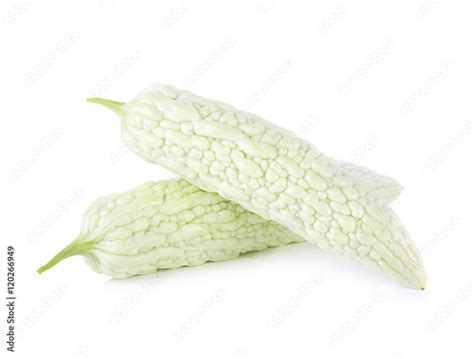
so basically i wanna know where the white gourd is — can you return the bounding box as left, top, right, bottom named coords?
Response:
left=37, top=179, right=304, bottom=278
left=87, top=84, right=426, bottom=289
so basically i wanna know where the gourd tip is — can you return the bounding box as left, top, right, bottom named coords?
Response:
left=37, top=239, right=96, bottom=275
left=86, top=97, right=125, bottom=117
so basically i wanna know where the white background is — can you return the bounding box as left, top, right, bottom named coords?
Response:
left=1, top=1, right=473, bottom=358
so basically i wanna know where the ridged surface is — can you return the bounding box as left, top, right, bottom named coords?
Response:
left=339, top=162, right=403, bottom=203
left=80, top=179, right=304, bottom=278
left=114, top=84, right=426, bottom=288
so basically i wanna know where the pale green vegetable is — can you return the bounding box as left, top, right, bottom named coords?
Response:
left=37, top=179, right=304, bottom=278
left=338, top=162, right=403, bottom=203
left=87, top=84, right=426, bottom=289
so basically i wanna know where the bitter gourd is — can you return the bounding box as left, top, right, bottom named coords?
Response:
left=87, top=84, right=427, bottom=289
left=37, top=179, right=305, bottom=278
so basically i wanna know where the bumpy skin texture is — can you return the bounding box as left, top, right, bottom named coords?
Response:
left=90, top=84, right=427, bottom=289
left=38, top=180, right=305, bottom=278
left=339, top=162, right=403, bottom=203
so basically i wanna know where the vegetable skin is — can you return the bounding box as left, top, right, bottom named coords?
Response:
left=87, top=85, right=427, bottom=289
left=37, top=179, right=304, bottom=278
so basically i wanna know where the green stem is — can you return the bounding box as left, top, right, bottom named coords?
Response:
left=86, top=97, right=125, bottom=117
left=37, top=239, right=96, bottom=274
